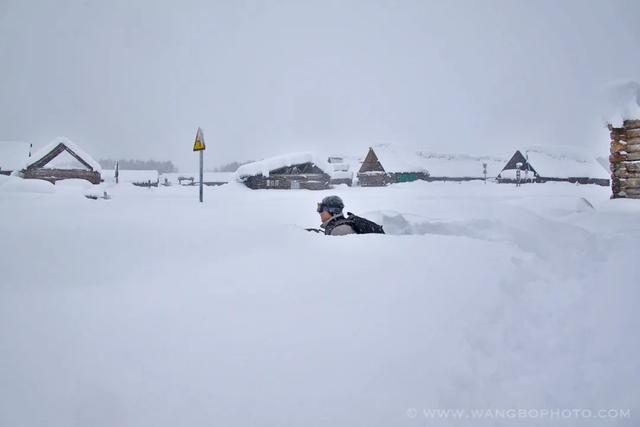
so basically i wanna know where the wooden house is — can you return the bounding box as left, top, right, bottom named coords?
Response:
left=16, top=137, right=101, bottom=184
left=357, top=147, right=389, bottom=186
left=357, top=146, right=430, bottom=186
left=236, top=153, right=331, bottom=190
left=496, top=150, right=537, bottom=183
left=497, top=147, right=609, bottom=186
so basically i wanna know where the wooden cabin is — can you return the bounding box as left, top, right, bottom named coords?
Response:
left=496, top=150, right=537, bottom=183
left=497, top=148, right=609, bottom=186
left=236, top=154, right=331, bottom=190
left=357, top=146, right=430, bottom=186
left=17, top=137, right=101, bottom=184
left=357, top=148, right=389, bottom=187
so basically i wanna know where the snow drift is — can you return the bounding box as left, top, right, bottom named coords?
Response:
left=0, top=181, right=638, bottom=427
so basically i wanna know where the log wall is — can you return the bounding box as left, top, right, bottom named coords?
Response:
left=22, top=168, right=101, bottom=184
left=609, top=119, right=640, bottom=199
left=243, top=173, right=331, bottom=190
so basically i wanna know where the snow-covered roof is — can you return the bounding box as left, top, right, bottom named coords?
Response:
left=369, top=144, right=429, bottom=173
left=17, top=137, right=102, bottom=173
left=518, top=145, right=609, bottom=179
left=235, top=152, right=330, bottom=179
left=102, top=169, right=159, bottom=183
left=329, top=163, right=350, bottom=172
left=602, top=81, right=640, bottom=127
left=361, top=145, right=507, bottom=177
left=327, top=154, right=362, bottom=173
left=417, top=152, right=507, bottom=178
left=330, top=170, right=353, bottom=180
left=0, top=141, right=30, bottom=171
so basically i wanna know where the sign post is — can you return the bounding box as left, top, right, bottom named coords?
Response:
left=193, top=127, right=206, bottom=202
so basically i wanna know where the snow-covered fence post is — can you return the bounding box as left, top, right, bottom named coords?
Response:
left=609, top=120, right=640, bottom=199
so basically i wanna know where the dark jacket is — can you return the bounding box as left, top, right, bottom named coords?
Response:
left=321, top=214, right=356, bottom=236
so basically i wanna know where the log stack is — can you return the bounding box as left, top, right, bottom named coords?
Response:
left=609, top=119, right=640, bottom=199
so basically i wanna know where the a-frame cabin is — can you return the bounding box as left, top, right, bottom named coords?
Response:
left=357, top=147, right=388, bottom=187
left=19, top=137, right=102, bottom=184
left=497, top=150, right=537, bottom=182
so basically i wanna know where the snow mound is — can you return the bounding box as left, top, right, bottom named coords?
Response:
left=0, top=181, right=637, bottom=426
left=576, top=197, right=595, bottom=212
left=364, top=206, right=598, bottom=271
left=417, top=151, right=506, bottom=178
left=602, top=80, right=640, bottom=127
left=102, top=169, right=159, bottom=184
left=523, top=145, right=609, bottom=179
left=0, top=174, right=12, bottom=186
left=369, top=144, right=429, bottom=173
left=235, top=152, right=330, bottom=179
left=54, top=179, right=94, bottom=190
left=0, top=177, right=55, bottom=194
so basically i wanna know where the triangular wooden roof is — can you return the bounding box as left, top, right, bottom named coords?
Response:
left=26, top=142, right=96, bottom=171
left=501, top=150, right=536, bottom=175
left=358, top=147, right=386, bottom=173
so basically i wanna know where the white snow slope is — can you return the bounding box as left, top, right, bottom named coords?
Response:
left=523, top=145, right=610, bottom=179
left=0, top=179, right=638, bottom=427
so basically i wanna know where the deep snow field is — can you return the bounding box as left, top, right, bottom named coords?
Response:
left=0, top=177, right=639, bottom=426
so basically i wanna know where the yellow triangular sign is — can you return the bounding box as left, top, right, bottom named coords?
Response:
left=193, top=127, right=206, bottom=151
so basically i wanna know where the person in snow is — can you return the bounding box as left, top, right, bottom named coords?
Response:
left=317, top=195, right=356, bottom=236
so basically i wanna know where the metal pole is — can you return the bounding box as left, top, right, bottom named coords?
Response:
left=199, top=150, right=204, bottom=203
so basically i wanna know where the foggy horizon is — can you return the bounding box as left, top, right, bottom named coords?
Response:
left=2, top=0, right=639, bottom=172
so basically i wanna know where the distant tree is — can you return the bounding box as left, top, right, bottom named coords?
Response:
left=99, top=159, right=177, bottom=174
left=210, top=160, right=253, bottom=172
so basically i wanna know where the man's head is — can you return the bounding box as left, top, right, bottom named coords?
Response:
left=317, top=195, right=344, bottom=222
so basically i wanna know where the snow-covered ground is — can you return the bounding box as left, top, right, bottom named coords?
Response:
left=0, top=178, right=638, bottom=426
left=102, top=169, right=160, bottom=184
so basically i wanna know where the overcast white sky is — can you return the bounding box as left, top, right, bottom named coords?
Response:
left=1, top=0, right=639, bottom=171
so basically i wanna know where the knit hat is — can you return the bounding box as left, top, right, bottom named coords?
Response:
left=317, top=195, right=344, bottom=215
